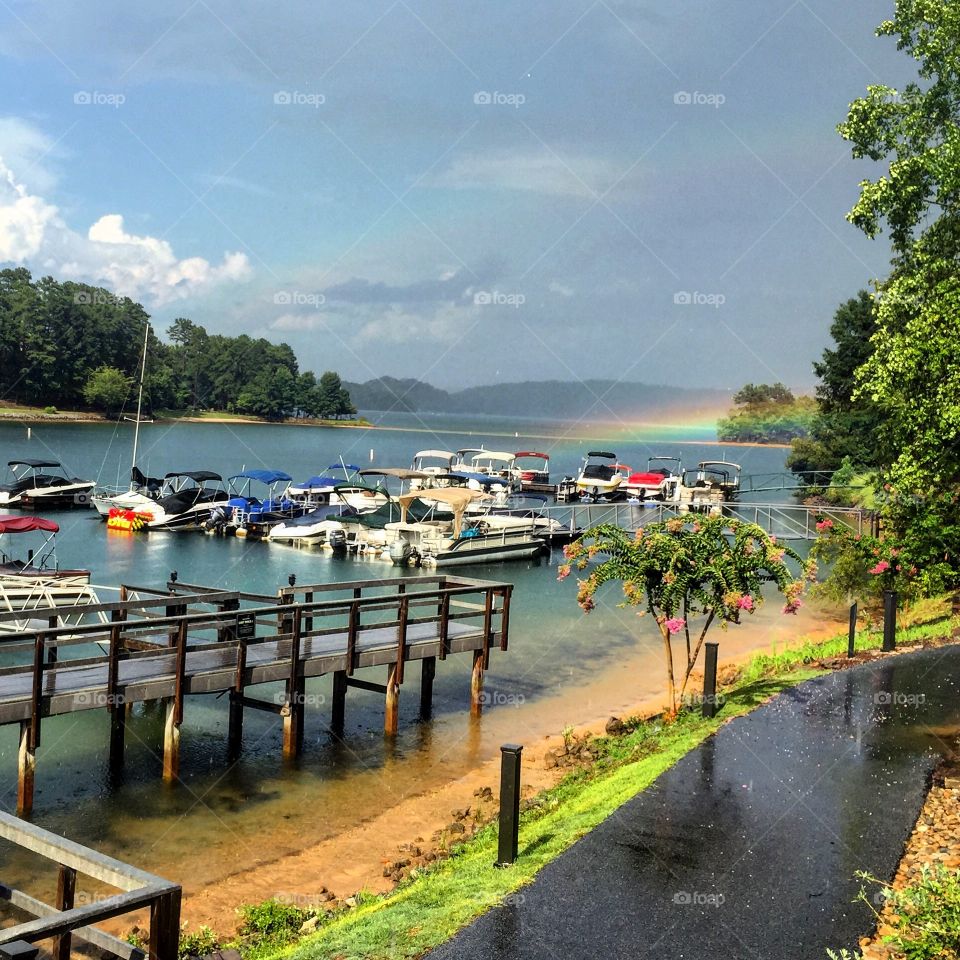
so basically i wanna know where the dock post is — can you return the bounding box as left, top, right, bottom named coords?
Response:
left=17, top=720, right=35, bottom=816
left=385, top=663, right=400, bottom=736
left=109, top=705, right=126, bottom=770
left=420, top=656, right=436, bottom=720
left=883, top=590, right=897, bottom=652
left=162, top=699, right=180, bottom=782
left=331, top=670, right=347, bottom=734
left=52, top=863, right=76, bottom=960
left=471, top=649, right=485, bottom=718
left=282, top=608, right=304, bottom=760
left=149, top=888, right=182, bottom=960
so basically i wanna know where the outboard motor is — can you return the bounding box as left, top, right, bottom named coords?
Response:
left=204, top=504, right=230, bottom=534
left=389, top=540, right=413, bottom=566
left=327, top=528, right=347, bottom=553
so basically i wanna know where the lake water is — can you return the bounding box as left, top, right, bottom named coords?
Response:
left=0, top=414, right=809, bottom=906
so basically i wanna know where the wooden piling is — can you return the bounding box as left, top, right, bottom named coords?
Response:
left=162, top=699, right=179, bottom=782
left=149, top=887, right=182, bottom=960
left=52, top=864, right=76, bottom=960
left=331, top=670, right=347, bottom=734
left=109, top=705, right=126, bottom=770
left=471, top=649, right=485, bottom=718
left=385, top=663, right=400, bottom=736
left=17, top=720, right=35, bottom=815
left=420, top=656, right=436, bottom=720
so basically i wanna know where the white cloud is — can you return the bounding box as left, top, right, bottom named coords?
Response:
left=0, top=154, right=251, bottom=305
left=0, top=118, right=61, bottom=194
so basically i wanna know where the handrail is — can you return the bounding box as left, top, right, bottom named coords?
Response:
left=0, top=809, right=181, bottom=959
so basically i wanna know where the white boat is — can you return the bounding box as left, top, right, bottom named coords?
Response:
left=0, top=460, right=95, bottom=509
left=513, top=451, right=550, bottom=490
left=623, top=456, right=683, bottom=501
left=676, top=461, right=742, bottom=511
left=388, top=488, right=544, bottom=567
left=575, top=451, right=624, bottom=500
left=140, top=471, right=230, bottom=530
left=267, top=481, right=389, bottom=545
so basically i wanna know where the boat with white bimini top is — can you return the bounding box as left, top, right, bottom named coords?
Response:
left=513, top=452, right=550, bottom=491
left=0, top=460, right=95, bottom=509
left=575, top=451, right=624, bottom=501
left=387, top=487, right=545, bottom=567
left=411, top=450, right=454, bottom=477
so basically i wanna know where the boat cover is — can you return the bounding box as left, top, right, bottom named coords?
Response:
left=0, top=516, right=59, bottom=533
left=228, top=469, right=292, bottom=485
left=8, top=459, right=61, bottom=468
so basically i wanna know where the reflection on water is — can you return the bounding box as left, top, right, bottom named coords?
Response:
left=0, top=416, right=798, bottom=894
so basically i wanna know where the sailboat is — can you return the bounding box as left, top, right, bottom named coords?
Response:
left=91, top=322, right=162, bottom=520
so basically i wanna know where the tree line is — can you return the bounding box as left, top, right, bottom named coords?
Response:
left=717, top=383, right=817, bottom=444
left=0, top=268, right=355, bottom=421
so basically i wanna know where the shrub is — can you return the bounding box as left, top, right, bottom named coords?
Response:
left=237, top=898, right=311, bottom=940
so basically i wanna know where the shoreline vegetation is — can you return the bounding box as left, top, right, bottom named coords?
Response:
left=163, top=599, right=957, bottom=960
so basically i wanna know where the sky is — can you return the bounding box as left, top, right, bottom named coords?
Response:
left=0, top=0, right=912, bottom=391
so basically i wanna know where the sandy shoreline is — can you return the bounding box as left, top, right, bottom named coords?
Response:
left=180, top=606, right=846, bottom=934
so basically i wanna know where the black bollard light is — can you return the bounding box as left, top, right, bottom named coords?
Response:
left=702, top=642, right=720, bottom=719
left=495, top=743, right=523, bottom=868
left=288, top=573, right=297, bottom=588
left=847, top=602, right=858, bottom=658
left=883, top=590, right=897, bottom=652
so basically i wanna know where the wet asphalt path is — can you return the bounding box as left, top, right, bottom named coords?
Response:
left=429, top=647, right=960, bottom=960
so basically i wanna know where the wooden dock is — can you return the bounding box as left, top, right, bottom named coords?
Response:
left=0, top=574, right=512, bottom=814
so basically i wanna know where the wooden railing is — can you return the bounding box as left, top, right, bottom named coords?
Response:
left=0, top=810, right=180, bottom=960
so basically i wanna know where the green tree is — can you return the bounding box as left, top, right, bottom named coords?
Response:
left=786, top=292, right=884, bottom=474
left=83, top=365, right=133, bottom=414
left=838, top=1, right=960, bottom=591
left=559, top=517, right=809, bottom=715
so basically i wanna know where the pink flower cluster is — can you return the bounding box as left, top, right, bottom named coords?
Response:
left=737, top=595, right=754, bottom=611
left=664, top=617, right=686, bottom=635
left=815, top=518, right=834, bottom=532
left=869, top=560, right=890, bottom=576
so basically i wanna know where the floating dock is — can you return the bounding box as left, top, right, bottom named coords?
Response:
left=0, top=574, right=512, bottom=814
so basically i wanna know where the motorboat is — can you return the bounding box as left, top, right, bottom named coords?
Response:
left=676, top=461, right=742, bottom=511
left=267, top=482, right=388, bottom=546
left=140, top=471, right=229, bottom=530
left=0, top=460, right=95, bottom=509
left=513, top=452, right=550, bottom=490
left=287, top=464, right=364, bottom=507
left=387, top=488, right=544, bottom=567
left=623, top=456, right=683, bottom=501
left=697, top=461, right=741, bottom=499
left=207, top=469, right=301, bottom=538
left=266, top=503, right=359, bottom=547
left=575, top=451, right=624, bottom=501
left=469, top=451, right=517, bottom=485
left=0, top=515, right=90, bottom=581
left=411, top=450, right=454, bottom=476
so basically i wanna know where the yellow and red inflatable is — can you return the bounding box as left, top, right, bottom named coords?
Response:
left=106, top=507, right=151, bottom=532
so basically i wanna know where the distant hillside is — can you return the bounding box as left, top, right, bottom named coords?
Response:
left=344, top=377, right=730, bottom=420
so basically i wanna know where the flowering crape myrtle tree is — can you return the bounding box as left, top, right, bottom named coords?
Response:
left=558, top=516, right=813, bottom=716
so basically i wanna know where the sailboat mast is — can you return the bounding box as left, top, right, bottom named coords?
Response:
left=131, top=321, right=149, bottom=479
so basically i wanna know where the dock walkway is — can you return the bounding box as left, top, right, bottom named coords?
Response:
left=0, top=575, right=512, bottom=814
